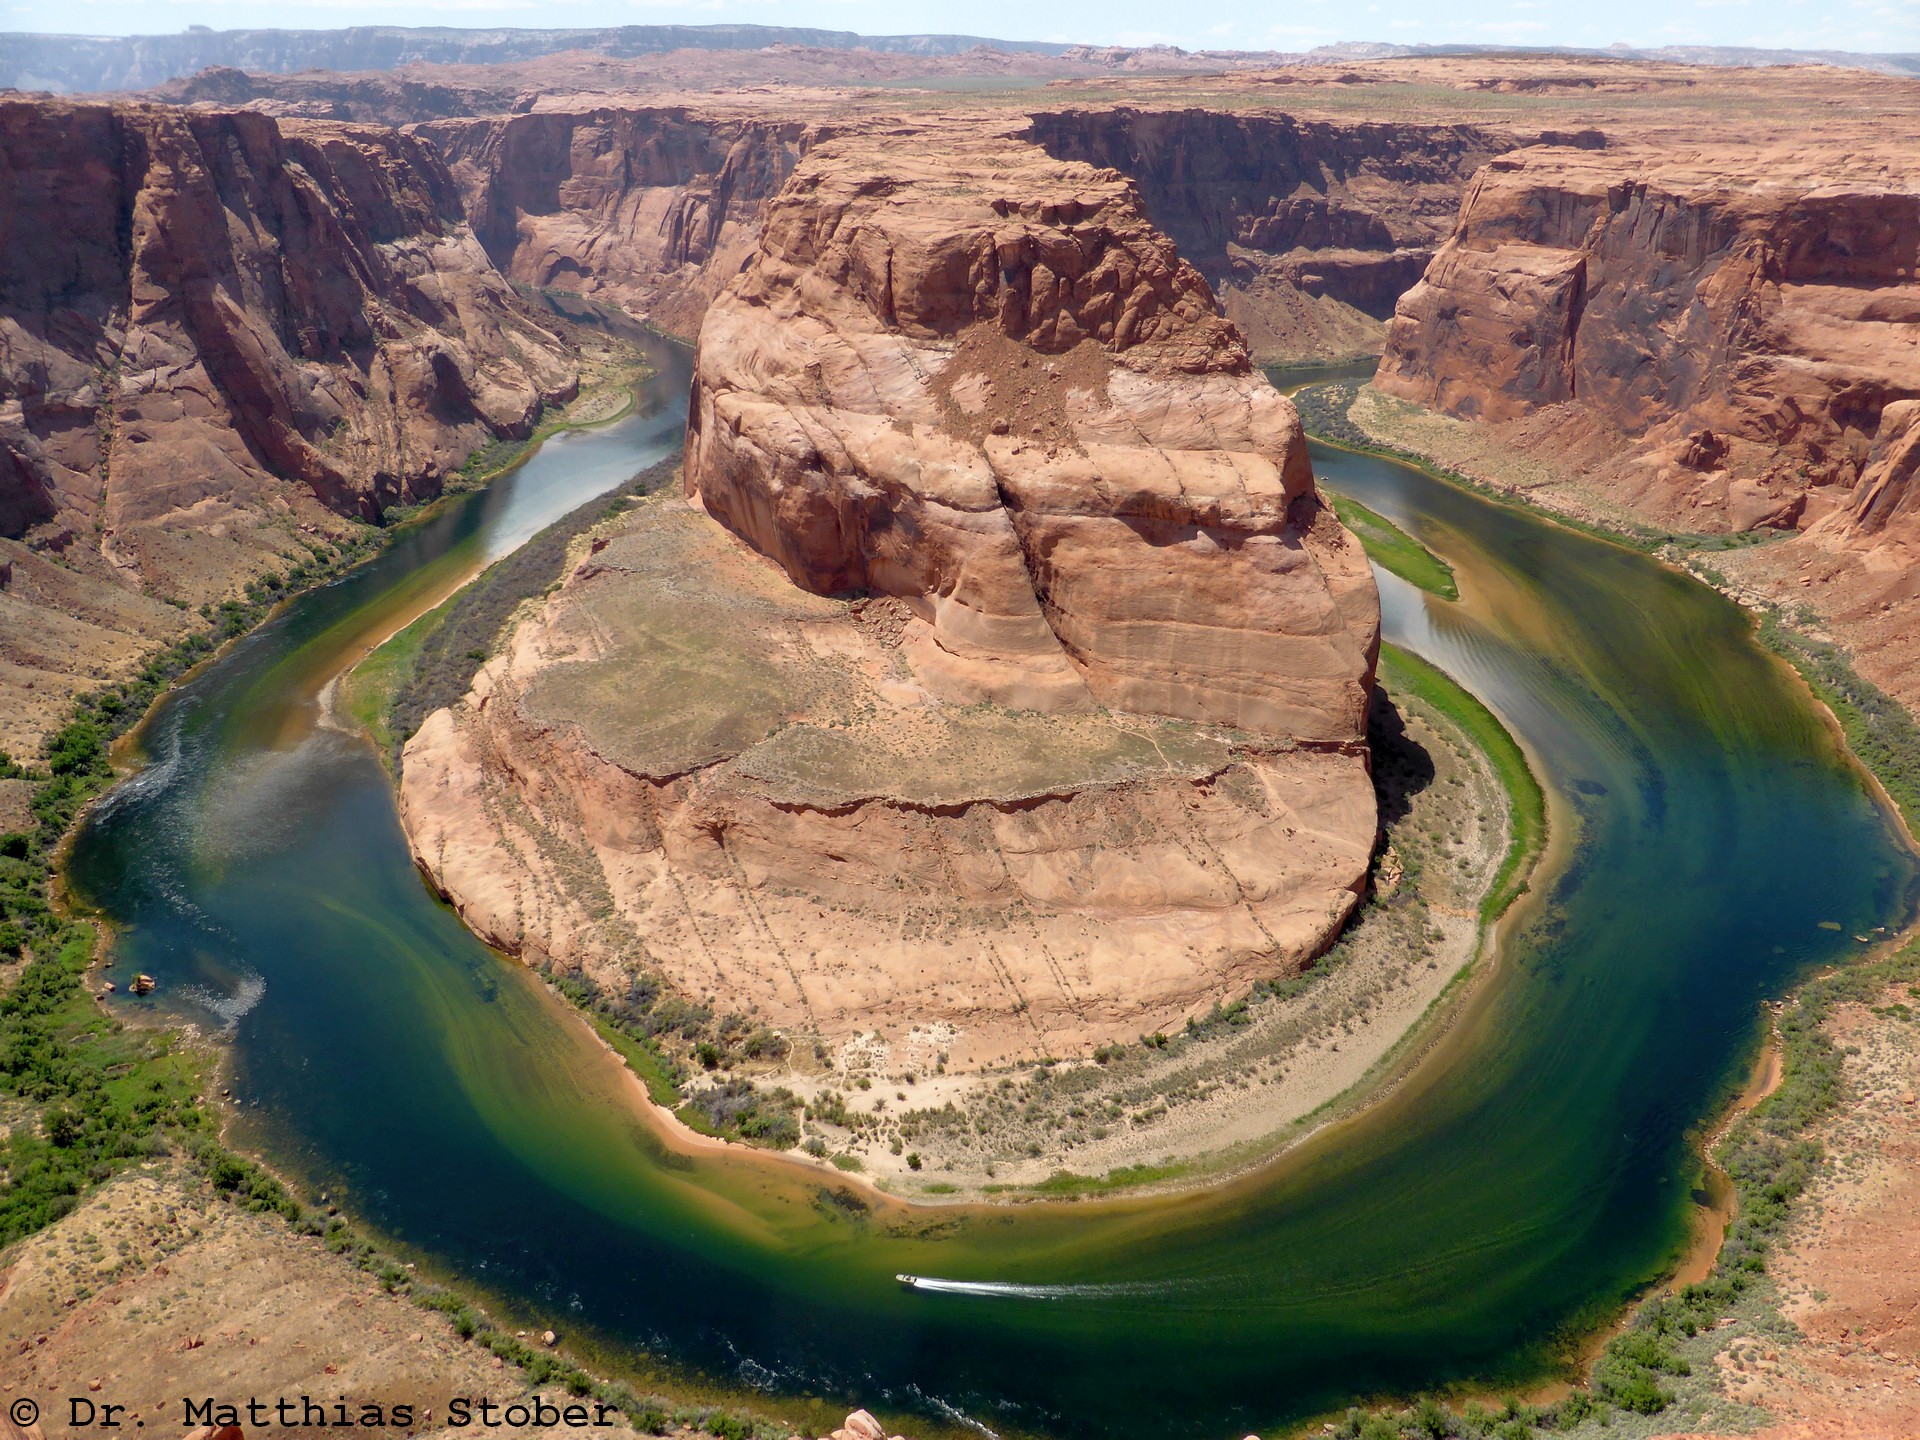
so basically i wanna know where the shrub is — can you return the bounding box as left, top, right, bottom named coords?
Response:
left=44, top=720, right=107, bottom=778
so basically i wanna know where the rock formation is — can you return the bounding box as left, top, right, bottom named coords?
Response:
left=0, top=98, right=577, bottom=755
left=1377, top=143, right=1920, bottom=537
left=402, top=127, right=1381, bottom=1070
left=416, top=107, right=806, bottom=337
left=684, top=126, right=1379, bottom=738
left=405, top=99, right=1580, bottom=368
left=1025, top=107, right=1603, bottom=362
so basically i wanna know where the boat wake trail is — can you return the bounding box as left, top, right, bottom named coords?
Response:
left=897, top=1274, right=1184, bottom=1301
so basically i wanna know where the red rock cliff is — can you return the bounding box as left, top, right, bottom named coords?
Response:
left=1025, top=107, right=1601, bottom=361
left=683, top=125, right=1379, bottom=742
left=0, top=98, right=576, bottom=755
left=0, top=99, right=576, bottom=542
left=415, top=107, right=808, bottom=337
left=1377, top=144, right=1920, bottom=535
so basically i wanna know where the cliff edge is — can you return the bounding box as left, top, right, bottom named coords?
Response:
left=401, top=125, right=1381, bottom=1072
left=0, top=99, right=580, bottom=756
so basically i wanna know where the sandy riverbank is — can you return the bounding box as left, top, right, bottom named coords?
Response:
left=471, top=636, right=1537, bottom=1209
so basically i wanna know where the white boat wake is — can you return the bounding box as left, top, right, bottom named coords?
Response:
left=896, top=1274, right=1179, bottom=1300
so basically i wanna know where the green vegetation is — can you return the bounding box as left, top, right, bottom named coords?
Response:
left=541, top=965, right=802, bottom=1150
left=1293, top=381, right=1687, bottom=556
left=1379, top=644, right=1546, bottom=921
left=373, top=369, right=646, bottom=530
left=1758, top=611, right=1920, bottom=836
left=0, top=922, right=207, bottom=1243
left=1328, top=493, right=1459, bottom=600
left=1324, top=934, right=1920, bottom=1434
left=0, top=529, right=392, bottom=1245
left=339, top=591, right=457, bottom=755
left=677, top=1080, right=803, bottom=1150
left=360, top=460, right=677, bottom=770
left=1018, top=1160, right=1192, bottom=1197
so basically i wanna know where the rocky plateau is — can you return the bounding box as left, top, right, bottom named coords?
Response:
left=400, top=125, right=1382, bottom=1069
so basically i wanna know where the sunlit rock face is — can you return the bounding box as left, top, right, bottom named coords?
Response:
left=684, top=125, right=1380, bottom=742
left=404, top=123, right=1382, bottom=1069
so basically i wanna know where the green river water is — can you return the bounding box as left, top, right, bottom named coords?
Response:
left=63, top=339, right=1918, bottom=1436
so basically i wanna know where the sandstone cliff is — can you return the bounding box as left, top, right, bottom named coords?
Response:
left=405, top=99, right=1577, bottom=368
left=1377, top=144, right=1920, bottom=537
left=415, top=107, right=809, bottom=337
left=1026, top=107, right=1601, bottom=363
left=0, top=99, right=578, bottom=755
left=685, top=126, right=1378, bottom=738
left=402, top=127, right=1380, bottom=1071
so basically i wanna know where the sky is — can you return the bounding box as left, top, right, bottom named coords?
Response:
left=3, top=0, right=1915, bottom=56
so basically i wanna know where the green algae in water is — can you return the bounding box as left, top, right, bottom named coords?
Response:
left=62, top=353, right=1920, bottom=1438
left=1330, top=493, right=1460, bottom=600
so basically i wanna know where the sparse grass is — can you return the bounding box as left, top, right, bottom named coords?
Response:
left=1329, top=494, right=1459, bottom=599
left=1758, top=612, right=1920, bottom=837
left=363, top=461, right=676, bottom=771
left=1293, top=381, right=1672, bottom=552
left=1379, top=644, right=1544, bottom=922
left=340, top=592, right=457, bottom=756
left=520, top=496, right=1233, bottom=805
left=1016, top=1160, right=1192, bottom=1196
left=374, top=363, right=650, bottom=528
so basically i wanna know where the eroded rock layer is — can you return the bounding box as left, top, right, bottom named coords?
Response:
left=404, top=129, right=1381, bottom=1067
left=1377, top=144, right=1920, bottom=538
left=685, top=127, right=1380, bottom=741
left=0, top=98, right=578, bottom=755
left=1025, top=107, right=1598, bottom=361
left=416, top=107, right=808, bottom=337
left=1, top=100, right=577, bottom=541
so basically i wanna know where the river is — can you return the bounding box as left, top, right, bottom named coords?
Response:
left=63, top=337, right=1918, bottom=1437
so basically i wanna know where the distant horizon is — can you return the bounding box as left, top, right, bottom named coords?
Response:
left=1, top=3, right=1913, bottom=61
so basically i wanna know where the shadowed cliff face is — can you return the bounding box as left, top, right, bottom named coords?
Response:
left=1377, top=145, right=1920, bottom=536
left=1024, top=108, right=1601, bottom=362
left=416, top=109, right=810, bottom=338
left=401, top=102, right=1573, bottom=368
left=0, top=100, right=577, bottom=543
left=0, top=98, right=577, bottom=756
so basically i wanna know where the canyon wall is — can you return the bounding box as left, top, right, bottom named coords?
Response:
left=403, top=125, right=1381, bottom=1069
left=1026, top=108, right=1598, bottom=362
left=415, top=107, right=809, bottom=337
left=1376, top=145, right=1920, bottom=537
left=0, top=99, right=577, bottom=756
left=405, top=102, right=1557, bottom=365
